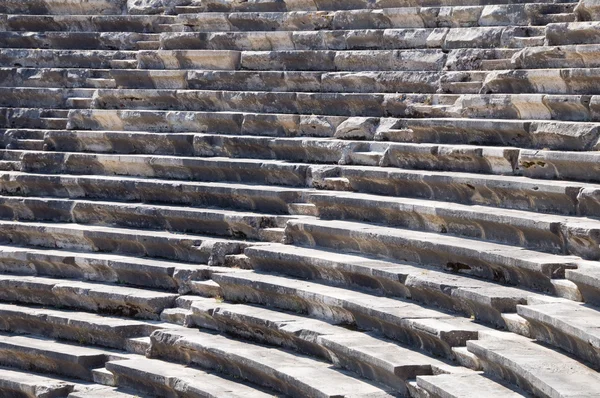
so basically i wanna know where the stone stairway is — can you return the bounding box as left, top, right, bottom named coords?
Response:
left=1, top=0, right=600, bottom=397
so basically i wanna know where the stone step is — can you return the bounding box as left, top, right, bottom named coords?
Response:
left=106, top=357, right=276, bottom=397
left=187, top=297, right=466, bottom=394
left=0, top=49, right=137, bottom=69
left=67, top=109, right=600, bottom=152
left=0, top=218, right=250, bottom=265
left=66, top=98, right=93, bottom=108
left=546, top=21, right=600, bottom=45
left=244, top=244, right=553, bottom=327
left=511, top=43, right=600, bottom=69
left=103, top=66, right=600, bottom=94
left=171, top=0, right=579, bottom=13
left=188, top=279, right=223, bottom=297
left=0, top=171, right=309, bottom=214
left=211, top=270, right=490, bottom=358
left=137, top=48, right=448, bottom=71
left=517, top=301, right=600, bottom=369
left=284, top=218, right=582, bottom=294
left=44, top=130, right=520, bottom=174
left=565, top=262, right=600, bottom=307
left=467, top=333, right=600, bottom=398
left=108, top=60, right=137, bottom=69
left=87, top=77, right=116, bottom=88
left=0, top=333, right=125, bottom=381
left=173, top=3, right=577, bottom=32
left=148, top=327, right=396, bottom=398
left=416, top=372, right=527, bottom=398
left=0, top=88, right=88, bottom=110
left=63, top=108, right=366, bottom=135
left=0, top=366, right=82, bottom=397
left=0, top=108, right=70, bottom=130
left=314, top=164, right=600, bottom=217
left=3, top=14, right=177, bottom=33
left=0, top=196, right=295, bottom=241
left=0, top=303, right=170, bottom=350
left=7, top=139, right=45, bottom=151
left=1, top=128, right=46, bottom=140
left=67, top=386, right=148, bottom=398
left=0, top=67, right=107, bottom=89
left=481, top=67, right=600, bottom=95
left=16, top=150, right=310, bottom=187
left=307, top=191, right=600, bottom=260
left=0, top=0, right=127, bottom=15
left=0, top=32, right=159, bottom=51
left=0, top=107, right=69, bottom=130
left=385, top=118, right=600, bottom=151
left=136, top=41, right=161, bottom=50
left=110, top=69, right=443, bottom=93
left=0, top=273, right=179, bottom=319
left=0, top=244, right=247, bottom=291
left=158, top=26, right=546, bottom=52
left=518, top=149, right=600, bottom=183
left=0, top=161, right=20, bottom=171
left=91, top=89, right=600, bottom=121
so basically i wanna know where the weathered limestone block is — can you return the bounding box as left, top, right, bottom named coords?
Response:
left=467, top=334, right=600, bottom=398
left=575, top=0, right=600, bottom=21
left=500, top=26, right=545, bottom=48
left=335, top=49, right=446, bottom=71
left=0, top=366, right=75, bottom=398
left=334, top=117, right=379, bottom=140
left=529, top=121, right=600, bottom=151
left=512, top=44, right=600, bottom=69
left=127, top=0, right=190, bottom=14
left=443, top=27, right=503, bottom=49
left=0, top=0, right=127, bottom=15
left=445, top=48, right=517, bottom=71
left=479, top=4, right=528, bottom=26
left=519, top=150, right=600, bottom=183
left=241, top=50, right=335, bottom=71
left=578, top=187, right=600, bottom=218
left=546, top=22, right=600, bottom=46
left=321, top=71, right=441, bottom=94
left=434, top=6, right=483, bottom=28
left=138, top=50, right=241, bottom=70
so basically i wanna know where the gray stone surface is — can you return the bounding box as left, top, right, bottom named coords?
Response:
left=468, top=333, right=600, bottom=398
left=0, top=0, right=599, bottom=396
left=149, top=328, right=396, bottom=397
